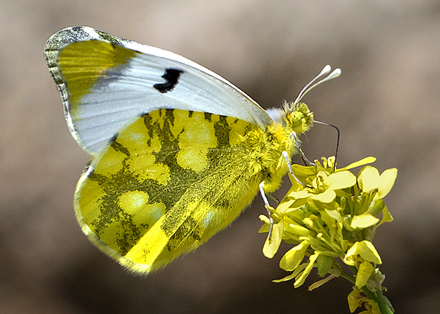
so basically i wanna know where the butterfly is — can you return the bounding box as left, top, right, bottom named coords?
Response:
left=45, top=26, right=340, bottom=274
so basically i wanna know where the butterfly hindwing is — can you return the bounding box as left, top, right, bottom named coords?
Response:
left=75, top=108, right=273, bottom=273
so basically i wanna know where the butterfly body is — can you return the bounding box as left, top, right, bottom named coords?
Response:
left=45, top=26, right=317, bottom=274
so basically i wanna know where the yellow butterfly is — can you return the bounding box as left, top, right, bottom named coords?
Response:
left=45, top=26, right=340, bottom=274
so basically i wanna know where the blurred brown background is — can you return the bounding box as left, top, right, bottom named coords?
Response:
left=1, top=0, right=439, bottom=313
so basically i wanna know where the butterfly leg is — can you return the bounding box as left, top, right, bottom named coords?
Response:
left=289, top=131, right=315, bottom=166
left=282, top=150, right=305, bottom=186
left=260, top=143, right=309, bottom=240
left=299, top=148, right=315, bottom=166
left=259, top=182, right=276, bottom=240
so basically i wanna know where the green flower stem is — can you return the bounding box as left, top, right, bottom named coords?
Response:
left=371, top=291, right=394, bottom=314
left=348, top=266, right=394, bottom=314
left=339, top=269, right=356, bottom=285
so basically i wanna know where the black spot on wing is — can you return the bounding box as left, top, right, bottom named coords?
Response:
left=154, top=68, right=184, bottom=93
left=110, top=138, right=130, bottom=157
left=109, top=133, right=119, bottom=143
left=213, top=115, right=231, bottom=148
left=204, top=112, right=212, bottom=122
left=164, top=109, right=175, bottom=126
left=141, top=113, right=154, bottom=147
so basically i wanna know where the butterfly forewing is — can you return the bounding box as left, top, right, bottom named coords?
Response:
left=45, top=26, right=272, bottom=154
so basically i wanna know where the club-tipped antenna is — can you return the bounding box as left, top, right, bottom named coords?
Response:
left=294, top=65, right=341, bottom=106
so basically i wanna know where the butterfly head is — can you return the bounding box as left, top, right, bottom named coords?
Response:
left=266, top=65, right=341, bottom=136
left=283, top=101, right=314, bottom=135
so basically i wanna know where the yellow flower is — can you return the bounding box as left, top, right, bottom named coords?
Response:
left=348, top=286, right=381, bottom=314
left=259, top=156, right=397, bottom=298
left=291, top=170, right=356, bottom=203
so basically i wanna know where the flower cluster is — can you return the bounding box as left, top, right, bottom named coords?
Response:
left=259, top=156, right=397, bottom=314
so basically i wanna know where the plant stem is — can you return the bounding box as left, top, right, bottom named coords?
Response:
left=369, top=290, right=394, bottom=314
left=339, top=270, right=356, bottom=285
left=340, top=266, right=394, bottom=314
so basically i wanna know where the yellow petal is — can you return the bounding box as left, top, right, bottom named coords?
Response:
left=311, top=189, right=336, bottom=203
left=283, top=221, right=313, bottom=237
left=273, top=263, right=308, bottom=283
left=279, top=241, right=308, bottom=271
left=294, top=252, right=319, bottom=288
left=326, top=171, right=357, bottom=190
left=324, top=209, right=343, bottom=223
left=355, top=261, right=374, bottom=288
left=377, top=168, right=398, bottom=199
left=341, top=156, right=376, bottom=171
left=275, top=199, right=295, bottom=214
left=263, top=222, right=284, bottom=258
left=258, top=215, right=270, bottom=233
left=377, top=206, right=394, bottom=227
left=347, top=287, right=363, bottom=312
left=345, top=241, right=382, bottom=265
left=351, top=214, right=380, bottom=229
left=272, top=271, right=297, bottom=283
left=290, top=189, right=313, bottom=200
left=308, top=273, right=337, bottom=291
left=358, top=166, right=380, bottom=194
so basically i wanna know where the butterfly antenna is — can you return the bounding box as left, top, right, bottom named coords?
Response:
left=294, top=65, right=341, bottom=106
left=314, top=120, right=340, bottom=163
